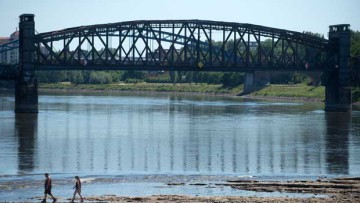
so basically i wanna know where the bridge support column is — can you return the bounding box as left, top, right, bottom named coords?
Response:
left=243, top=72, right=255, bottom=94
left=15, top=14, right=38, bottom=113
left=325, top=24, right=351, bottom=112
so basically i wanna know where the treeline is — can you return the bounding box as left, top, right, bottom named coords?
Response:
left=351, top=30, right=360, bottom=87
left=35, top=70, right=246, bottom=87
left=2, top=68, right=309, bottom=88
left=35, top=68, right=320, bottom=89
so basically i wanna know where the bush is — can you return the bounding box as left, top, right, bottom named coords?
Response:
left=222, top=72, right=244, bottom=87
left=352, top=88, right=360, bottom=103
left=121, top=70, right=146, bottom=80
left=124, top=78, right=143, bottom=83
left=144, top=77, right=172, bottom=83
left=89, top=71, right=113, bottom=84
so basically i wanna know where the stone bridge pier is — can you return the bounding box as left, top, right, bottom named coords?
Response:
left=325, top=24, right=351, bottom=112
left=15, top=14, right=38, bottom=113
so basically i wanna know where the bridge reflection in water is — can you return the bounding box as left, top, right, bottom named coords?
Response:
left=1, top=95, right=358, bottom=177
left=325, top=112, right=350, bottom=174
left=15, top=114, right=38, bottom=172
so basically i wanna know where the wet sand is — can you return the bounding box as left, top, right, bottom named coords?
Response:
left=37, top=177, right=360, bottom=202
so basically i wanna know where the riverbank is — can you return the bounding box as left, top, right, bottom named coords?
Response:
left=84, top=177, right=360, bottom=203
left=32, top=177, right=360, bottom=202
left=39, top=82, right=323, bottom=100
left=39, top=82, right=243, bottom=96
left=38, top=82, right=360, bottom=105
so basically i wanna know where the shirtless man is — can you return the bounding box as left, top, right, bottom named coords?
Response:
left=41, top=173, right=57, bottom=203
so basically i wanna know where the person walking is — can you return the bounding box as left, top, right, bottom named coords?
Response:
left=71, top=176, right=84, bottom=202
left=41, top=173, right=57, bottom=203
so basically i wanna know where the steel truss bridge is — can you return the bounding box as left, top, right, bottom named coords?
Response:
left=0, top=15, right=351, bottom=112
left=2, top=20, right=336, bottom=72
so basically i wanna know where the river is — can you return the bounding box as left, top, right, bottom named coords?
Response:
left=0, top=90, right=359, bottom=201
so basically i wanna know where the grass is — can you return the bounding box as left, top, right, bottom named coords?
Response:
left=252, top=84, right=325, bottom=100
left=39, top=82, right=243, bottom=95
left=40, top=82, right=360, bottom=103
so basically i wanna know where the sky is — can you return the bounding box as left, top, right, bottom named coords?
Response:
left=0, top=0, right=359, bottom=38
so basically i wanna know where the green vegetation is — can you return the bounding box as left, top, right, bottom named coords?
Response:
left=351, top=30, right=360, bottom=57
left=39, top=82, right=360, bottom=103
left=251, top=84, right=325, bottom=100
left=39, top=82, right=243, bottom=95
left=351, top=30, right=360, bottom=87
left=353, top=87, right=360, bottom=103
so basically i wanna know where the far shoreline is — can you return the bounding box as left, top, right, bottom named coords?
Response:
left=38, top=87, right=324, bottom=103
left=2, top=83, right=360, bottom=106
left=38, top=85, right=359, bottom=106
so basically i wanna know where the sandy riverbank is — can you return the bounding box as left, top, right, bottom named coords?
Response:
left=35, top=177, right=360, bottom=202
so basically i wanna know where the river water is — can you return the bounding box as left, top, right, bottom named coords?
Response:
left=0, top=91, right=360, bottom=201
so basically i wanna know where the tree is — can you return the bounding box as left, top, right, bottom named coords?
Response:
left=68, top=71, right=84, bottom=84
left=350, top=30, right=360, bottom=86
left=222, top=72, right=244, bottom=87
left=121, top=70, right=145, bottom=81
left=89, top=71, right=113, bottom=84
left=36, top=71, right=67, bottom=83
left=169, top=71, right=176, bottom=85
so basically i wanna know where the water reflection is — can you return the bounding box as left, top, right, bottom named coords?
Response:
left=15, top=113, right=38, bottom=172
left=0, top=94, right=360, bottom=177
left=325, top=112, right=350, bottom=174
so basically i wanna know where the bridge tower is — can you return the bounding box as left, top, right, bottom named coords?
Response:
left=15, top=14, right=38, bottom=113
left=325, top=24, right=351, bottom=112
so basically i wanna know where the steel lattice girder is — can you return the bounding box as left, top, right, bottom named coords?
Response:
left=30, top=20, right=336, bottom=71
left=0, top=40, right=19, bottom=53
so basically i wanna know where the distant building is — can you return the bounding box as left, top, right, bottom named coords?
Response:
left=0, top=30, right=19, bottom=64
left=0, top=37, right=10, bottom=44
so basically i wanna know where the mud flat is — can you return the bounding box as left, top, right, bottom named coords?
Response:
left=64, top=177, right=360, bottom=202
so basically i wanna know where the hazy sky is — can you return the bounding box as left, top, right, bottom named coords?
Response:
left=0, top=0, right=359, bottom=38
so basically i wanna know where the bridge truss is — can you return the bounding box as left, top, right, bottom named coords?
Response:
left=0, top=40, right=19, bottom=53
left=34, top=20, right=336, bottom=72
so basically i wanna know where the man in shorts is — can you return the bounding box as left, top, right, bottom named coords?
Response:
left=41, top=173, right=57, bottom=203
